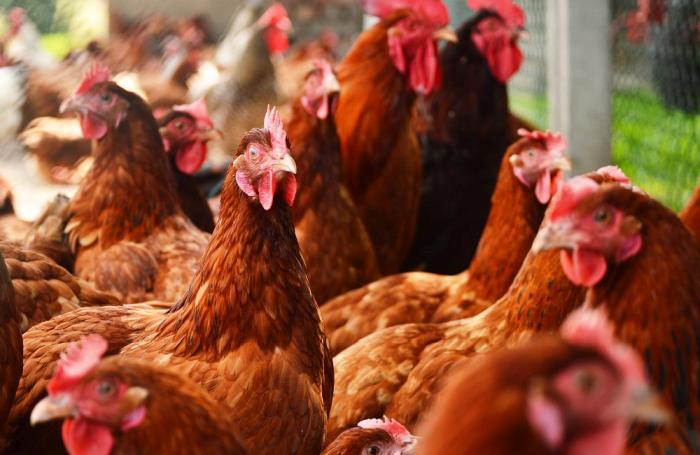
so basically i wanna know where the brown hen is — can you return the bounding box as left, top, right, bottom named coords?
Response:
left=0, top=251, right=22, bottom=449
left=680, top=181, right=700, bottom=240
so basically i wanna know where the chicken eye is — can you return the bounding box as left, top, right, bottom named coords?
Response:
left=527, top=150, right=536, bottom=158
left=96, top=380, right=117, bottom=398
left=249, top=146, right=260, bottom=159
left=100, top=92, right=112, bottom=103
left=575, top=370, right=598, bottom=395
left=174, top=120, right=185, bottom=130
left=365, top=446, right=380, bottom=455
left=593, top=207, right=612, bottom=225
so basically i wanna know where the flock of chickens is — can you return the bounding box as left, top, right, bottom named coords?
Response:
left=0, top=0, right=699, bottom=453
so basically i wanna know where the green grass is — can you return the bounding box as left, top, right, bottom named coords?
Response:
left=509, top=89, right=699, bottom=211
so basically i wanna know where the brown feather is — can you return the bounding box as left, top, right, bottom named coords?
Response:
left=679, top=181, right=700, bottom=241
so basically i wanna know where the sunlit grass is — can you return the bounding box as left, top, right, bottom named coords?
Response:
left=509, top=89, right=698, bottom=211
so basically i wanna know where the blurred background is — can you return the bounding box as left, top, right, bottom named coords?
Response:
left=0, top=0, right=697, bottom=209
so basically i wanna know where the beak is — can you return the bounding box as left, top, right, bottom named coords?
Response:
left=272, top=154, right=297, bottom=174
left=531, top=220, right=574, bottom=254
left=509, top=154, right=522, bottom=167
left=59, top=96, right=82, bottom=115
left=433, top=26, right=458, bottom=43
left=515, top=26, right=529, bottom=41
left=31, top=394, right=75, bottom=426
left=198, top=128, right=224, bottom=142
left=550, top=155, right=572, bottom=172
left=627, top=386, right=672, bottom=425
left=323, top=75, right=341, bottom=96
left=123, top=386, right=149, bottom=407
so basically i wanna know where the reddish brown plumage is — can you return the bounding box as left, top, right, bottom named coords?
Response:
left=287, top=96, right=380, bottom=303
left=66, top=82, right=208, bottom=303
left=334, top=11, right=423, bottom=274
left=0, top=251, right=22, bottom=449
left=322, top=427, right=394, bottom=455
left=680, top=181, right=700, bottom=240
left=8, top=126, right=333, bottom=454
left=328, top=183, right=700, bottom=453
left=320, top=137, right=551, bottom=355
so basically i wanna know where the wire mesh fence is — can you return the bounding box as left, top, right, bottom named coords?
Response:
left=2, top=0, right=698, bottom=210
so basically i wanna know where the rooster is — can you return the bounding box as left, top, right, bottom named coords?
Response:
left=323, top=416, right=417, bottom=455
left=287, top=59, right=380, bottom=304
left=0, top=251, right=21, bottom=446
left=321, top=130, right=570, bottom=355
left=417, top=307, right=670, bottom=455
left=8, top=107, right=333, bottom=454
left=404, top=0, right=528, bottom=274
left=157, top=99, right=220, bottom=233
left=327, top=175, right=700, bottom=454
left=334, top=0, right=457, bottom=274
left=680, top=181, right=700, bottom=240
left=30, top=335, right=245, bottom=454
left=59, top=64, right=209, bottom=303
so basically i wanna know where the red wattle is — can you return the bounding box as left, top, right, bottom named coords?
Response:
left=560, top=248, right=608, bottom=287
left=62, top=418, right=115, bottom=455
left=79, top=112, right=108, bottom=140
left=175, top=142, right=207, bottom=175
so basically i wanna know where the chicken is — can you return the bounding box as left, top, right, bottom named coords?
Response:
left=321, top=130, right=570, bottom=355
left=334, top=0, right=457, bottom=274
left=0, top=250, right=22, bottom=444
left=327, top=177, right=700, bottom=454
left=404, top=0, right=527, bottom=274
left=29, top=335, right=245, bottom=454
left=287, top=59, right=380, bottom=304
left=8, top=108, right=333, bottom=454
left=680, top=181, right=700, bottom=240
left=2, top=243, right=119, bottom=333
left=323, top=416, right=417, bottom=455
left=0, top=178, right=30, bottom=244
left=190, top=2, right=289, bottom=161
left=417, top=306, right=670, bottom=455
left=60, top=65, right=209, bottom=303
left=157, top=99, right=219, bottom=233
left=2, top=8, right=56, bottom=69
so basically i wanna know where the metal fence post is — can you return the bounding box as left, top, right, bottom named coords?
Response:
left=546, top=0, right=612, bottom=173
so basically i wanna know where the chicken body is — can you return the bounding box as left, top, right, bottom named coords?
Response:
left=288, top=97, right=380, bottom=304
left=404, top=11, right=515, bottom=274
left=321, top=137, right=552, bottom=355
left=680, top=181, right=700, bottom=240
left=64, top=83, right=209, bottom=303
left=0, top=252, right=22, bottom=447
left=329, top=185, right=700, bottom=453
left=8, top=124, right=333, bottom=455
left=334, top=12, right=424, bottom=274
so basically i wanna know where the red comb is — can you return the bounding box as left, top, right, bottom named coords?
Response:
left=358, top=416, right=416, bottom=446
left=360, top=0, right=450, bottom=27
left=264, top=105, right=287, bottom=155
left=173, top=99, right=213, bottom=129
left=561, top=306, right=647, bottom=384
left=47, top=334, right=108, bottom=395
left=468, top=0, right=525, bottom=27
left=76, top=63, right=111, bottom=95
left=517, top=129, right=566, bottom=156
left=549, top=176, right=600, bottom=222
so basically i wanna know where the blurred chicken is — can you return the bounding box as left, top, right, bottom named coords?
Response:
left=60, top=65, right=209, bottom=302
left=324, top=416, right=417, bottom=455
left=680, top=181, right=700, bottom=240
left=8, top=108, right=333, bottom=454
left=334, top=0, right=457, bottom=274
left=404, top=0, right=528, bottom=274
left=287, top=59, right=380, bottom=303
left=417, top=307, right=670, bottom=455
left=0, top=251, right=22, bottom=449
left=157, top=99, right=219, bottom=233
left=2, top=8, right=56, bottom=69
left=189, top=2, right=289, bottom=161
left=321, top=130, right=570, bottom=355
left=328, top=176, right=700, bottom=454
left=30, top=335, right=245, bottom=454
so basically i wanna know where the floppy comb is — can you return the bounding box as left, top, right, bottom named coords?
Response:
left=76, top=63, right=112, bottom=95
left=518, top=128, right=566, bottom=156
left=548, top=176, right=600, bottom=222
left=358, top=416, right=415, bottom=445
left=264, top=105, right=287, bottom=154
left=173, top=98, right=214, bottom=128
left=47, top=334, right=108, bottom=395
left=468, top=0, right=525, bottom=27
left=360, top=0, right=450, bottom=27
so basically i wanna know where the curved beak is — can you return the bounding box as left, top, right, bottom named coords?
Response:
left=433, top=26, right=458, bottom=43
left=550, top=155, right=572, bottom=172
left=531, top=220, right=575, bottom=254
left=323, top=74, right=341, bottom=96
left=627, top=385, right=671, bottom=425
left=59, top=96, right=82, bottom=115
left=272, top=154, right=297, bottom=174
left=198, top=128, right=224, bottom=143
left=31, top=394, right=75, bottom=426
